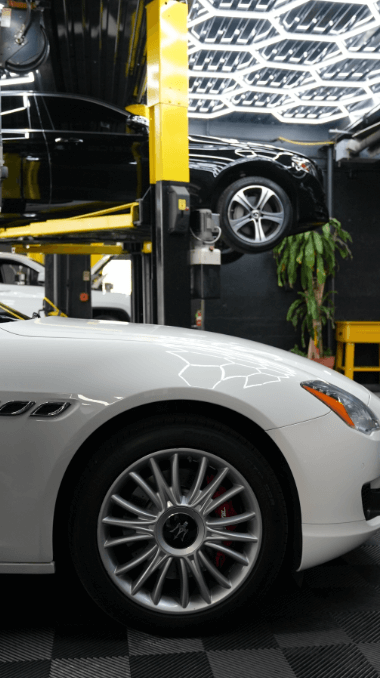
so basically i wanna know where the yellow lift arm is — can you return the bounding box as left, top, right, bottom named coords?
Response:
left=0, top=203, right=152, bottom=256
left=0, top=203, right=138, bottom=240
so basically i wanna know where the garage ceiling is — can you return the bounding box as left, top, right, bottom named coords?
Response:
left=21, top=0, right=380, bottom=126
left=40, top=0, right=144, bottom=110
left=188, top=0, right=380, bottom=124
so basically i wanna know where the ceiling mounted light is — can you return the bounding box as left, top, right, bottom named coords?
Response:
left=188, top=0, right=380, bottom=123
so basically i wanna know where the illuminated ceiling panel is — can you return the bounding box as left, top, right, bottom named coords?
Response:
left=188, top=0, right=380, bottom=123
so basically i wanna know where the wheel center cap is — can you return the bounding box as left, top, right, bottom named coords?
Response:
left=163, top=513, right=198, bottom=549
left=252, top=210, right=260, bottom=218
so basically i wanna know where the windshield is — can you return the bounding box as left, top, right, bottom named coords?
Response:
left=0, top=301, right=30, bottom=321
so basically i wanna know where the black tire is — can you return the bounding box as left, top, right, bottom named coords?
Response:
left=68, top=415, right=288, bottom=633
left=93, top=314, right=119, bottom=321
left=217, top=176, right=293, bottom=254
left=93, top=313, right=130, bottom=322
left=219, top=238, right=244, bottom=265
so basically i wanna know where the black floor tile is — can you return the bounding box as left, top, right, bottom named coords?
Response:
left=330, top=611, right=380, bottom=644
left=1, top=533, right=380, bottom=676
left=129, top=652, right=213, bottom=678
left=0, top=660, right=51, bottom=678
left=203, top=618, right=279, bottom=651
left=284, top=644, right=379, bottom=678
left=52, top=624, right=128, bottom=659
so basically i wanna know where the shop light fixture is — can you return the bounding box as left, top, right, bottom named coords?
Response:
left=187, top=0, right=380, bottom=123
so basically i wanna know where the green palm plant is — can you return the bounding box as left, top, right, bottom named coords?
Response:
left=273, top=219, right=352, bottom=359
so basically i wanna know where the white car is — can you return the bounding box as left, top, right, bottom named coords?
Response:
left=0, top=252, right=131, bottom=321
left=1, top=313, right=380, bottom=633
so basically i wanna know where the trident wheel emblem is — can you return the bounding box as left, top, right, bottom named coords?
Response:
left=170, top=521, right=189, bottom=542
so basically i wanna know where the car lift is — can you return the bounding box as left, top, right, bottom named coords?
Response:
left=0, top=0, right=219, bottom=327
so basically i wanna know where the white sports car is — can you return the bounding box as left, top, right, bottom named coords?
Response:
left=1, top=312, right=380, bottom=632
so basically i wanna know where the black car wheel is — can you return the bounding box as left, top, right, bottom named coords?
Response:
left=93, top=313, right=120, bottom=321
left=217, top=177, right=293, bottom=254
left=93, top=312, right=130, bottom=322
left=219, top=238, right=244, bottom=265
left=68, top=415, right=288, bottom=633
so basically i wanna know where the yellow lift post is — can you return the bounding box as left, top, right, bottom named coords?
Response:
left=0, top=0, right=191, bottom=326
left=146, top=0, right=191, bottom=327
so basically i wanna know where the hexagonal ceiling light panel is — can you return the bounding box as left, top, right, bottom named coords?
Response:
left=187, top=0, right=380, bottom=123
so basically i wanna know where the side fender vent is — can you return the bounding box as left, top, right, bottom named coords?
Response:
left=30, top=402, right=71, bottom=418
left=0, top=401, right=35, bottom=416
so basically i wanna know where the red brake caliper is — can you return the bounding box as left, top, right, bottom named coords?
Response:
left=206, top=475, right=237, bottom=567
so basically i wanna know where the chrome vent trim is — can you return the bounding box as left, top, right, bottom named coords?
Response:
left=0, top=401, right=35, bottom=416
left=30, top=402, right=71, bottom=418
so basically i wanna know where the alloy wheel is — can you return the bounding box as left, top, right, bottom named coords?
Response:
left=98, top=448, right=262, bottom=614
left=227, top=185, right=285, bottom=246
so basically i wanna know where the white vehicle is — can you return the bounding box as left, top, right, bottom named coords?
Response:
left=0, top=252, right=131, bottom=321
left=1, top=313, right=380, bottom=633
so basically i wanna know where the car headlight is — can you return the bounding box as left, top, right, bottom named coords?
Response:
left=291, top=157, right=318, bottom=177
left=301, top=380, right=380, bottom=434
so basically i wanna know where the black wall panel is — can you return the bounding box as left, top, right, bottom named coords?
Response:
left=333, top=167, right=380, bottom=324
left=203, top=157, right=380, bottom=385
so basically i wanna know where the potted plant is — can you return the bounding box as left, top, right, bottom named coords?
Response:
left=273, top=218, right=352, bottom=366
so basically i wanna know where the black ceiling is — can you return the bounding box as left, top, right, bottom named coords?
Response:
left=38, top=0, right=147, bottom=109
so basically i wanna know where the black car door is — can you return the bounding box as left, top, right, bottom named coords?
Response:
left=40, top=95, right=149, bottom=207
left=2, top=93, right=50, bottom=215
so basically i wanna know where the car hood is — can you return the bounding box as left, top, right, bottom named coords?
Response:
left=1, top=316, right=371, bottom=405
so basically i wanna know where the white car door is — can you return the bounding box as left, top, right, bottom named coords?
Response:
left=0, top=259, right=45, bottom=317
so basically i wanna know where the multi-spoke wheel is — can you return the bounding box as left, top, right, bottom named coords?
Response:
left=69, top=416, right=288, bottom=632
left=217, top=177, right=293, bottom=254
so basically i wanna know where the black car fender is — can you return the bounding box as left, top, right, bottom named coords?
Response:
left=195, top=156, right=299, bottom=220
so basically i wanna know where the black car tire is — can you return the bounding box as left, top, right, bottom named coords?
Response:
left=219, top=238, right=244, bottom=265
left=93, top=313, right=120, bottom=321
left=217, top=177, right=293, bottom=254
left=68, top=414, right=288, bottom=633
left=93, top=312, right=130, bottom=322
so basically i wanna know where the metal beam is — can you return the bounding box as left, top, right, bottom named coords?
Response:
left=326, top=145, right=334, bottom=353
left=0, top=206, right=138, bottom=241
left=146, top=0, right=191, bottom=328
left=12, top=244, right=124, bottom=256
left=146, top=0, right=189, bottom=185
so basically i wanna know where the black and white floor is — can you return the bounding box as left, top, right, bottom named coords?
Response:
left=2, top=528, right=380, bottom=678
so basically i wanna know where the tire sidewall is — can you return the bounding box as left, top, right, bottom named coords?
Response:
left=69, top=417, right=288, bottom=633
left=219, top=237, right=245, bottom=265
left=217, top=176, right=293, bottom=254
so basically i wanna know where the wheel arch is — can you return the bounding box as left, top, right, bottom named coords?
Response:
left=210, top=161, right=298, bottom=220
left=53, top=399, right=302, bottom=572
left=92, top=307, right=130, bottom=322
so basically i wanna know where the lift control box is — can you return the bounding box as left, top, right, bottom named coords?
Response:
left=167, top=185, right=190, bottom=234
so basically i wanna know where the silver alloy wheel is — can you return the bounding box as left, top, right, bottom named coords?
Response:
left=98, top=448, right=262, bottom=614
left=227, top=185, right=285, bottom=245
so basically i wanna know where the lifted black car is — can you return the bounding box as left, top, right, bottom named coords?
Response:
left=2, top=91, right=328, bottom=254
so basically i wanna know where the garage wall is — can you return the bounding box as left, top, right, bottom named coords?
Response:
left=190, top=119, right=380, bottom=374
left=333, top=167, right=380, bottom=324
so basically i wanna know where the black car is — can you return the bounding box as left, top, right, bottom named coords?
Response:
left=1, top=91, right=328, bottom=254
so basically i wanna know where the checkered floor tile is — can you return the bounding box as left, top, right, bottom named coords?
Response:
left=2, top=533, right=380, bottom=677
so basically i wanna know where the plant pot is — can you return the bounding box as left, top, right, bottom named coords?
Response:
left=311, top=356, right=335, bottom=369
